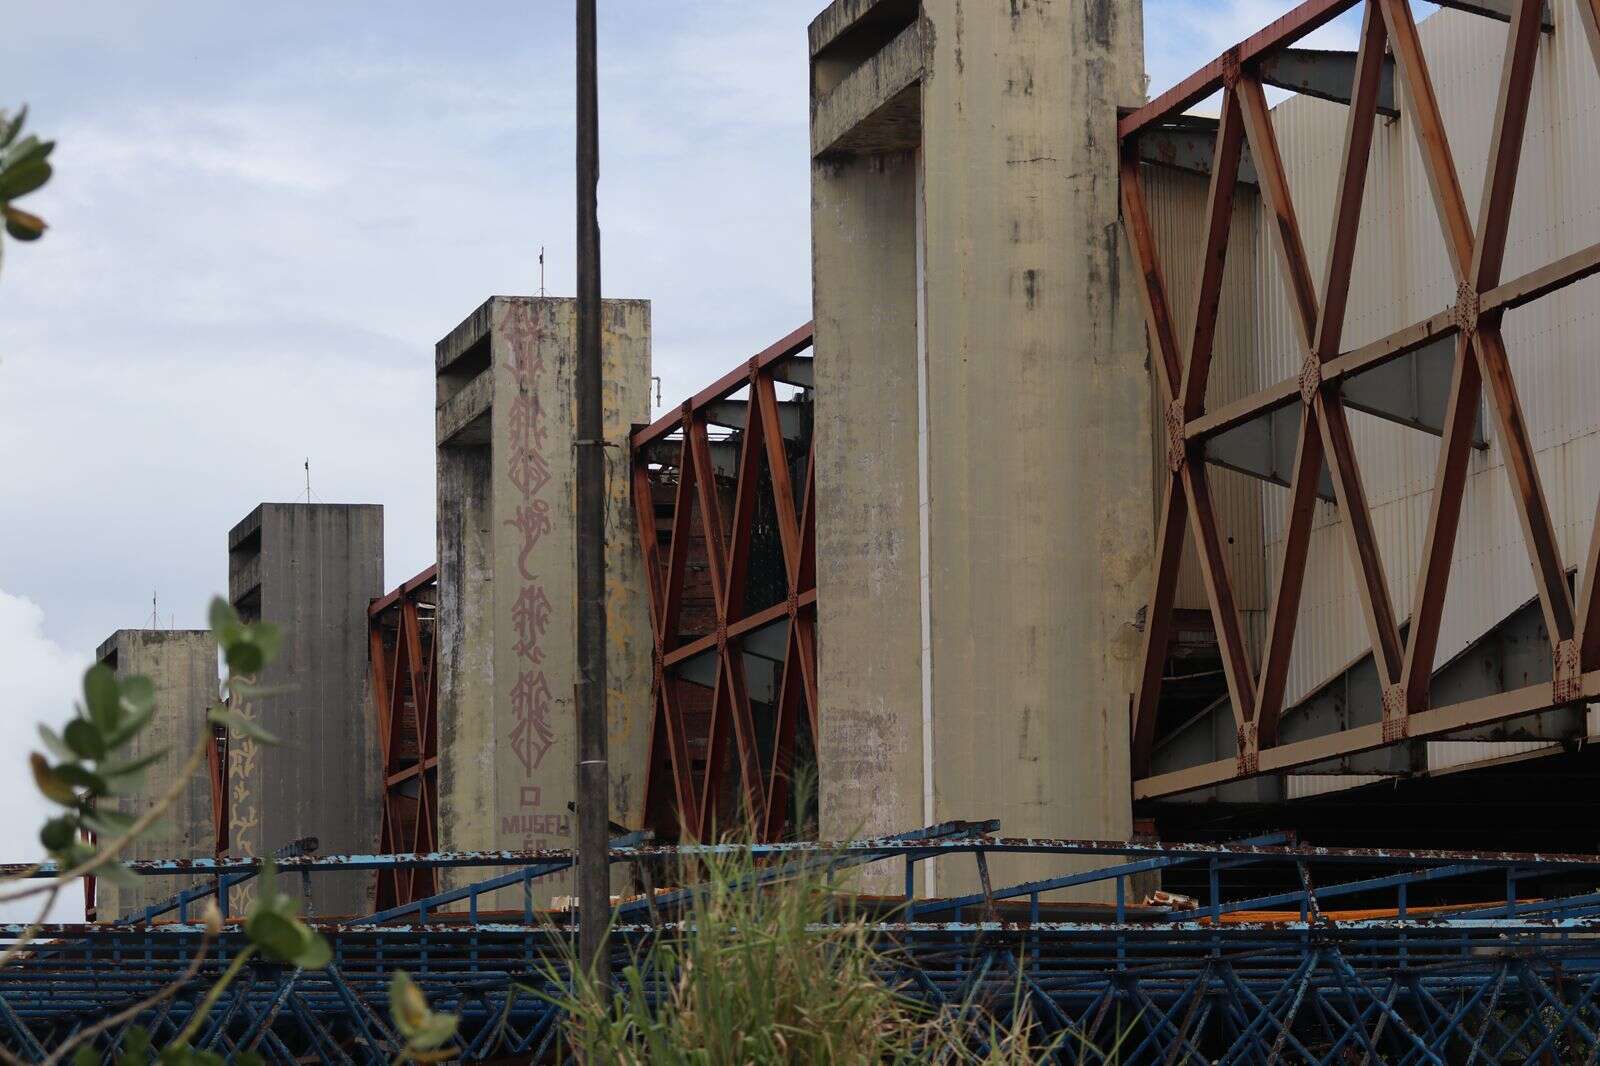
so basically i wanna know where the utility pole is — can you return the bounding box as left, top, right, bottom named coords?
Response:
left=574, top=0, right=611, bottom=986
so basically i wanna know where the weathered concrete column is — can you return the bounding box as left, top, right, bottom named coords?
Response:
left=226, top=503, right=384, bottom=916
left=810, top=0, right=1149, bottom=896
left=95, top=630, right=218, bottom=920
left=434, top=297, right=651, bottom=902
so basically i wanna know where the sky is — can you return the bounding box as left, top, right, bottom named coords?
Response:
left=0, top=0, right=1369, bottom=918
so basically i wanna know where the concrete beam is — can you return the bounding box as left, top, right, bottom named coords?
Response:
left=437, top=371, right=492, bottom=447
left=1258, top=48, right=1398, bottom=117
left=812, top=20, right=925, bottom=158
left=808, top=0, right=916, bottom=60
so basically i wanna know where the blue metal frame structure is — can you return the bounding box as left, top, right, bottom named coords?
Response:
left=8, top=822, right=1600, bottom=1063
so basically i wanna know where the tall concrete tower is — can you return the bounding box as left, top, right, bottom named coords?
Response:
left=808, top=0, right=1150, bottom=895
left=226, top=503, right=384, bottom=916
left=94, top=629, right=218, bottom=920
left=434, top=297, right=652, bottom=899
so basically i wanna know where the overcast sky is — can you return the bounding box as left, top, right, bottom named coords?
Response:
left=0, top=1, right=1366, bottom=917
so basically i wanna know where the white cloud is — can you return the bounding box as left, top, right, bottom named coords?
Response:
left=0, top=590, right=88, bottom=922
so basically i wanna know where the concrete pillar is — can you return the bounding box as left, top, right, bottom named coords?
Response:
left=434, top=297, right=651, bottom=902
left=94, top=629, right=218, bottom=920
left=809, top=0, right=1149, bottom=896
left=226, top=503, right=384, bottom=916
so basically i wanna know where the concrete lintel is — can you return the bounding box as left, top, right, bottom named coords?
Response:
left=437, top=370, right=493, bottom=447
left=812, top=20, right=925, bottom=158
left=1435, top=0, right=1554, bottom=31
left=808, top=0, right=916, bottom=59
left=1257, top=48, right=1398, bottom=117
left=702, top=398, right=807, bottom=439
left=436, top=297, right=495, bottom=374
left=1138, top=122, right=1259, bottom=187
left=227, top=504, right=264, bottom=551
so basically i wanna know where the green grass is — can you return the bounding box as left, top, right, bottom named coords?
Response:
left=537, top=846, right=1058, bottom=1065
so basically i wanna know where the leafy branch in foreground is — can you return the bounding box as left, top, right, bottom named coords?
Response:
left=3, top=596, right=421, bottom=1065
left=0, top=105, right=52, bottom=271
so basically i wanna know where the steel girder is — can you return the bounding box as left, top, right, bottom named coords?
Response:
left=1120, top=0, right=1600, bottom=800
left=630, top=325, right=818, bottom=842
left=367, top=566, right=440, bottom=911
left=12, top=824, right=1600, bottom=1063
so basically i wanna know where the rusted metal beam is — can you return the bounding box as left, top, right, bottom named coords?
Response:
left=1135, top=668, right=1600, bottom=800
left=1379, top=0, right=1475, bottom=278
left=1253, top=407, right=1323, bottom=746
left=1399, top=337, right=1482, bottom=711
left=1314, top=3, right=1388, bottom=364
left=1257, top=47, right=1398, bottom=116
left=1474, top=321, right=1575, bottom=645
left=1180, top=88, right=1244, bottom=420
left=1118, top=0, right=1359, bottom=138
left=632, top=324, right=814, bottom=449
left=1130, top=479, right=1189, bottom=777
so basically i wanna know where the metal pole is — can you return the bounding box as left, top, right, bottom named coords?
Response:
left=574, top=0, right=611, bottom=985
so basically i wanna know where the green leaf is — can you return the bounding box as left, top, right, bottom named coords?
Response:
left=54, top=762, right=109, bottom=795
left=101, top=748, right=167, bottom=778
left=96, top=859, right=139, bottom=888
left=1, top=134, right=51, bottom=169
left=0, top=158, right=51, bottom=200
left=81, top=807, right=139, bottom=837
left=245, top=908, right=310, bottom=963
left=119, top=675, right=156, bottom=715
left=408, top=1013, right=458, bottom=1051
left=2, top=107, right=27, bottom=149
left=104, top=704, right=155, bottom=750
left=72, top=1045, right=98, bottom=1066
left=224, top=641, right=264, bottom=675
left=40, top=815, right=76, bottom=851
left=84, top=664, right=122, bottom=733
left=207, top=705, right=278, bottom=745
left=37, top=724, right=73, bottom=760
left=3, top=205, right=45, bottom=240
left=289, top=929, right=331, bottom=971
left=248, top=622, right=281, bottom=662
left=117, top=1025, right=152, bottom=1066
left=208, top=597, right=242, bottom=645
left=64, top=718, right=107, bottom=760
left=234, top=1053, right=265, bottom=1066
left=30, top=752, right=76, bottom=805
left=390, top=969, right=429, bottom=1034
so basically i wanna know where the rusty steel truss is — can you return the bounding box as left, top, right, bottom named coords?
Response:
left=631, top=325, right=818, bottom=842
left=1120, top=0, right=1600, bottom=800
left=366, top=565, right=439, bottom=909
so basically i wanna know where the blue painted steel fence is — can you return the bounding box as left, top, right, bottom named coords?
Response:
left=6, top=821, right=1600, bottom=1062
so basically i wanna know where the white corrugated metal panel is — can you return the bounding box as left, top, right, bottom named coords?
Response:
left=1426, top=740, right=1559, bottom=773
left=1249, top=1, right=1600, bottom=707
left=1144, top=167, right=1268, bottom=618
left=1285, top=773, right=1385, bottom=800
